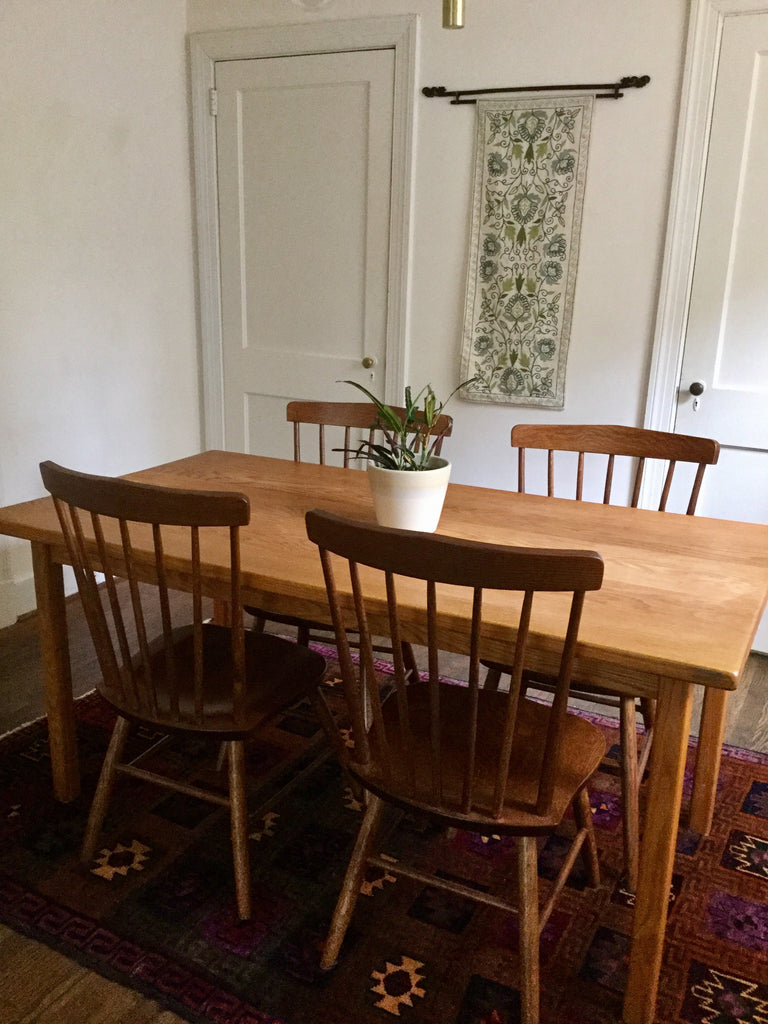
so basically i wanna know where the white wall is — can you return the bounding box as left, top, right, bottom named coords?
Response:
left=188, top=0, right=689, bottom=486
left=0, top=0, right=200, bottom=625
left=0, top=0, right=690, bottom=626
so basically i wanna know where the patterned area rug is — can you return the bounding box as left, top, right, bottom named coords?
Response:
left=2, top=650, right=768, bottom=1024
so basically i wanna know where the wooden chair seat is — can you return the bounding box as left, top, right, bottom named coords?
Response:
left=359, top=684, right=605, bottom=832
left=111, top=625, right=324, bottom=734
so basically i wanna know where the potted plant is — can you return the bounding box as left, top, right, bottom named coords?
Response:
left=340, top=378, right=472, bottom=532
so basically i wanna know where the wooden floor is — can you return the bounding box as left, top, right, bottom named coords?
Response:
left=0, top=592, right=199, bottom=1024
left=0, top=923, right=188, bottom=1024
left=0, top=594, right=766, bottom=1023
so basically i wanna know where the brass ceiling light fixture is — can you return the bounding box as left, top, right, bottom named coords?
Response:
left=443, top=0, right=465, bottom=29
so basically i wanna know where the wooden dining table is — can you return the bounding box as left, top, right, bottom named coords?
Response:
left=1, top=449, right=767, bottom=1024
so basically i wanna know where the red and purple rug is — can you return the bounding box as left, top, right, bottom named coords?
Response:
left=2, top=651, right=768, bottom=1023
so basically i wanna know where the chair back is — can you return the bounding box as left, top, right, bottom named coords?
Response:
left=512, top=423, right=720, bottom=514
left=287, top=400, right=453, bottom=468
left=305, top=509, right=604, bottom=827
left=40, top=461, right=251, bottom=731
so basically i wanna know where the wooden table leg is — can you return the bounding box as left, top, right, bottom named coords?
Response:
left=689, top=688, right=728, bottom=835
left=31, top=541, right=79, bottom=802
left=623, top=679, right=692, bottom=1024
left=212, top=600, right=232, bottom=626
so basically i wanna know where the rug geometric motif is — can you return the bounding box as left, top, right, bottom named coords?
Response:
left=721, top=830, right=768, bottom=879
left=680, top=961, right=768, bottom=1024
left=370, top=955, right=426, bottom=1015
left=2, top=650, right=768, bottom=1024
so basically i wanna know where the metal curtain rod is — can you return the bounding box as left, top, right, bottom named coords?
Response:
left=422, top=75, right=650, bottom=104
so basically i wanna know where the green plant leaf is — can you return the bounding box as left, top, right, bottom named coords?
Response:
left=340, top=379, right=404, bottom=434
left=337, top=376, right=477, bottom=470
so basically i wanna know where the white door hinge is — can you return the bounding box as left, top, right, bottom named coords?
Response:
left=209, top=87, right=218, bottom=117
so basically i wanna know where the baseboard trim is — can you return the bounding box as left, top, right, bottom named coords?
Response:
left=0, top=574, right=36, bottom=629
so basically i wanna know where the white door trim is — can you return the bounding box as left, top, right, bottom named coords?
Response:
left=189, top=16, right=418, bottom=448
left=645, top=0, right=768, bottom=439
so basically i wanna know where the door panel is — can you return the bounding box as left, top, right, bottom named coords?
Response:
left=673, top=11, right=768, bottom=650
left=676, top=13, right=768, bottom=455
left=215, top=49, right=394, bottom=458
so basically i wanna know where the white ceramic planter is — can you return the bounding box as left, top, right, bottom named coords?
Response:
left=367, top=458, right=451, bottom=532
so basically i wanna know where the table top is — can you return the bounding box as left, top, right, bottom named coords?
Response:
left=2, top=450, right=767, bottom=693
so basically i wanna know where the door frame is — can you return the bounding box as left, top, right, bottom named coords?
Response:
left=189, top=16, right=418, bottom=448
left=645, top=0, right=768, bottom=441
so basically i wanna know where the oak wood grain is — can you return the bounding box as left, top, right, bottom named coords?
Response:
left=2, top=452, right=765, bottom=695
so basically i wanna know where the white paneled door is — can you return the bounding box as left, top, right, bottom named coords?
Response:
left=214, top=49, right=395, bottom=458
left=652, top=3, right=768, bottom=651
left=676, top=11, right=768, bottom=461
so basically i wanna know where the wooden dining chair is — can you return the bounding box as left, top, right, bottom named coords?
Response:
left=40, top=461, right=327, bottom=920
left=286, top=399, right=453, bottom=468
left=246, top=399, right=452, bottom=668
left=305, top=508, right=605, bottom=1024
left=483, top=423, right=721, bottom=891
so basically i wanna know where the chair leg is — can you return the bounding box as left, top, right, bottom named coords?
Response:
left=321, top=792, right=385, bottom=970
left=574, top=786, right=601, bottom=888
left=619, top=695, right=640, bottom=892
left=638, top=721, right=654, bottom=780
left=81, top=715, right=131, bottom=862
left=639, top=696, right=656, bottom=733
left=517, top=835, right=540, bottom=1024
left=401, top=641, right=419, bottom=681
left=228, top=740, right=251, bottom=920
left=313, top=690, right=357, bottom=792
left=312, top=689, right=363, bottom=804
left=484, top=666, right=502, bottom=692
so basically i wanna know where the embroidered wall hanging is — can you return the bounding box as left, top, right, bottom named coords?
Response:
left=460, top=96, right=594, bottom=408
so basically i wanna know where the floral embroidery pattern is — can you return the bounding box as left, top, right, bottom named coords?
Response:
left=461, top=97, right=593, bottom=408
